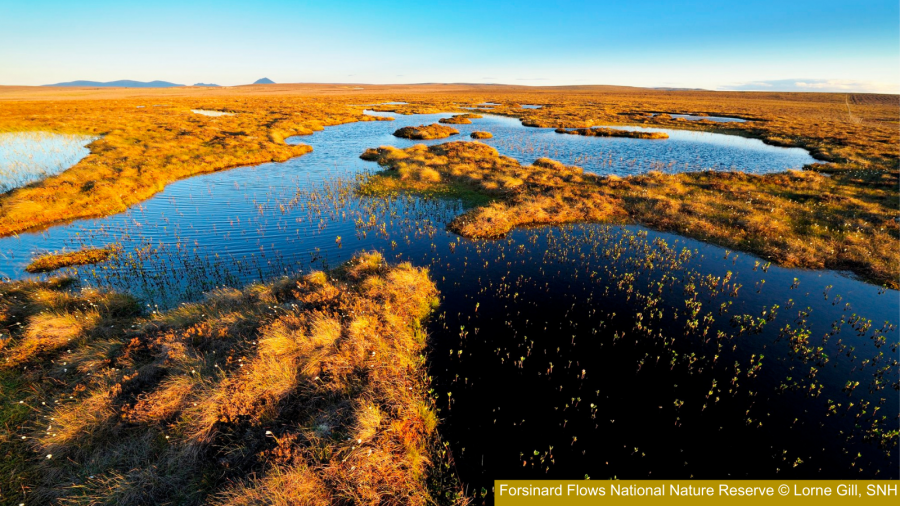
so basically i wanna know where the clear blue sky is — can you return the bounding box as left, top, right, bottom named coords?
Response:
left=1, top=0, right=897, bottom=92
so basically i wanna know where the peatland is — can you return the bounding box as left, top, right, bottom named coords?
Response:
left=0, top=253, right=466, bottom=505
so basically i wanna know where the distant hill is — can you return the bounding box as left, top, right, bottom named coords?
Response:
left=253, top=77, right=275, bottom=85
left=44, top=80, right=185, bottom=88
left=193, top=83, right=220, bottom=87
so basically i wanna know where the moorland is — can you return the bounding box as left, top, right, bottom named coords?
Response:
left=0, top=83, right=897, bottom=504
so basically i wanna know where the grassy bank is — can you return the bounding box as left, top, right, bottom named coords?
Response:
left=0, top=254, right=465, bottom=505
left=0, top=98, right=390, bottom=236
left=360, top=142, right=898, bottom=288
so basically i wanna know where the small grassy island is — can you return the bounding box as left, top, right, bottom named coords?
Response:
left=393, top=124, right=460, bottom=140
left=438, top=113, right=483, bottom=125
left=556, top=127, right=669, bottom=139
left=25, top=246, right=119, bottom=273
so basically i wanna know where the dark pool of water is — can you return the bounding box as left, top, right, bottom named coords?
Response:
left=426, top=225, right=897, bottom=491
left=0, top=110, right=894, bottom=492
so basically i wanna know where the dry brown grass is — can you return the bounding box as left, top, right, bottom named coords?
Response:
left=393, top=124, right=459, bottom=140
left=361, top=141, right=899, bottom=287
left=0, top=254, right=466, bottom=505
left=469, top=131, right=493, bottom=139
left=25, top=246, right=119, bottom=273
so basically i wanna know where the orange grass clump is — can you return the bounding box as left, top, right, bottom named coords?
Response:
left=555, top=127, right=669, bottom=139
left=393, top=124, right=460, bottom=140
left=0, top=254, right=467, bottom=505
left=470, top=131, right=493, bottom=139
left=25, top=246, right=119, bottom=273
left=360, top=141, right=898, bottom=287
left=438, top=113, right=483, bottom=125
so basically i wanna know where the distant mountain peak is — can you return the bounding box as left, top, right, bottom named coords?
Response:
left=43, top=80, right=184, bottom=88
left=253, top=77, right=275, bottom=85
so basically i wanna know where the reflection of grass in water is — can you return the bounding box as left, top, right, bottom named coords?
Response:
left=357, top=170, right=495, bottom=209
left=0, top=132, right=96, bottom=193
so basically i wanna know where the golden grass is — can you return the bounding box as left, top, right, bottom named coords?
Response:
left=25, top=246, right=119, bottom=273
left=469, top=131, right=493, bottom=139
left=555, top=127, right=669, bottom=139
left=438, top=113, right=482, bottom=125
left=0, top=97, right=390, bottom=236
left=393, top=124, right=459, bottom=140
left=0, top=84, right=896, bottom=283
left=360, top=141, right=899, bottom=287
left=0, top=254, right=466, bottom=505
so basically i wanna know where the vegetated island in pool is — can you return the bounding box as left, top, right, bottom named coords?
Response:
left=393, top=123, right=460, bottom=140
left=360, top=139, right=897, bottom=287
left=556, top=126, right=669, bottom=139
left=439, top=113, right=483, bottom=125
left=25, top=246, right=119, bottom=273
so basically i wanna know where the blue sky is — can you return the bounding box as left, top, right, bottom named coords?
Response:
left=1, top=0, right=897, bottom=92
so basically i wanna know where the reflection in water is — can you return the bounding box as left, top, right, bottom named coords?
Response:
left=0, top=132, right=97, bottom=192
left=191, top=109, right=235, bottom=117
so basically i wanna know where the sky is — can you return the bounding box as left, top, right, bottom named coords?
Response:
left=1, top=0, right=898, bottom=92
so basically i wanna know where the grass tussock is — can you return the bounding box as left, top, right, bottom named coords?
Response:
left=25, top=246, right=119, bottom=273
left=555, top=127, right=669, bottom=139
left=469, top=131, right=493, bottom=139
left=438, top=114, right=482, bottom=125
left=393, top=124, right=459, bottom=140
left=0, top=254, right=466, bottom=505
left=360, top=141, right=899, bottom=288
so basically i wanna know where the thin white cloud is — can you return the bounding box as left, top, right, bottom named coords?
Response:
left=721, top=79, right=898, bottom=94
